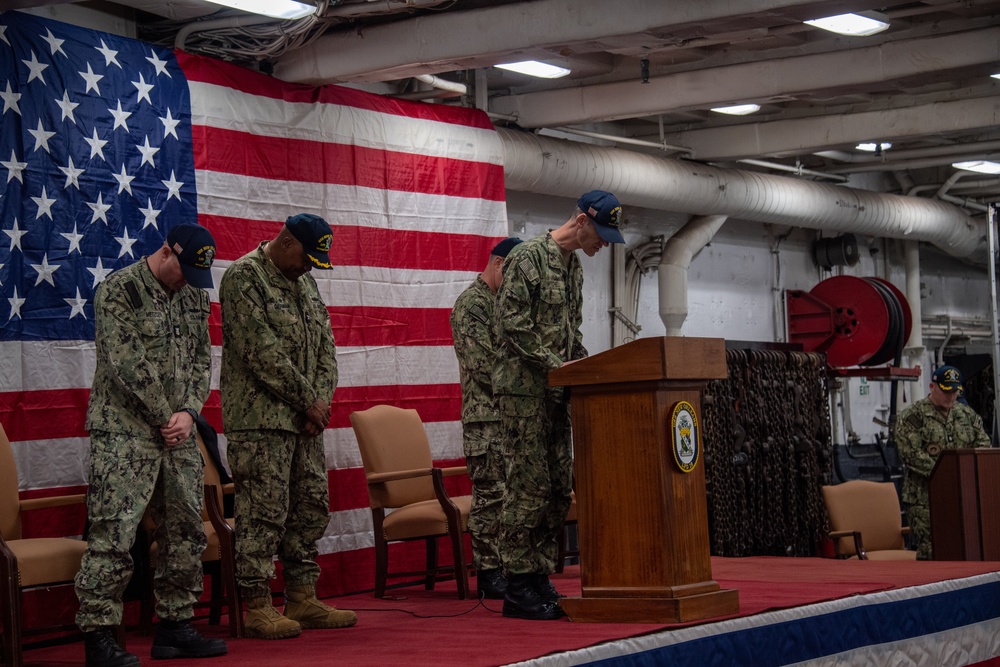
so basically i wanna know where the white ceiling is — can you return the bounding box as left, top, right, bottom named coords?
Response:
left=15, top=0, right=1000, bottom=204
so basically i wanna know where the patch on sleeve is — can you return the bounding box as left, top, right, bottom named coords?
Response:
left=517, top=256, right=540, bottom=284
left=123, top=281, right=142, bottom=311
left=905, top=412, right=923, bottom=430
left=470, top=303, right=489, bottom=325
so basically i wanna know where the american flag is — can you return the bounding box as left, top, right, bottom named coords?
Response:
left=0, top=10, right=506, bottom=593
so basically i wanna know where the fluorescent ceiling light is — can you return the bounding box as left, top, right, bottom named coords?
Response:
left=710, top=103, right=760, bottom=116
left=495, top=61, right=571, bottom=79
left=856, top=142, right=892, bottom=152
left=204, top=0, right=316, bottom=19
left=991, top=73, right=1000, bottom=80
left=953, top=160, right=1000, bottom=174
left=805, top=13, right=889, bottom=37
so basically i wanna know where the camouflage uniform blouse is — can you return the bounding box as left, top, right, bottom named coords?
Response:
left=86, top=258, right=211, bottom=438
left=895, top=397, right=990, bottom=505
left=451, top=275, right=500, bottom=424
left=493, top=234, right=586, bottom=398
left=219, top=242, right=337, bottom=435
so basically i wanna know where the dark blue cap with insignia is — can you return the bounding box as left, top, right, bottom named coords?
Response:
left=491, top=237, right=523, bottom=258
left=167, top=223, right=216, bottom=289
left=286, top=213, right=334, bottom=269
left=578, top=190, right=625, bottom=244
left=932, top=365, right=963, bottom=392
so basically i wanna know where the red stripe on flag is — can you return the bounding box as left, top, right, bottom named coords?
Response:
left=176, top=51, right=496, bottom=130
left=207, top=304, right=455, bottom=347
left=2, top=384, right=460, bottom=442
left=199, top=385, right=461, bottom=433
left=201, top=215, right=502, bottom=270
left=192, top=126, right=505, bottom=202
left=0, top=389, right=91, bottom=441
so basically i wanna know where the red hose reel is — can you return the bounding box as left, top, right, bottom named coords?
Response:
left=786, top=276, right=912, bottom=368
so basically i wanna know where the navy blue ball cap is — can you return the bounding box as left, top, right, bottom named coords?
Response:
left=286, top=213, right=334, bottom=269
left=491, top=237, right=523, bottom=258
left=577, top=190, right=625, bottom=244
left=167, top=223, right=216, bottom=289
left=932, top=365, right=963, bottom=392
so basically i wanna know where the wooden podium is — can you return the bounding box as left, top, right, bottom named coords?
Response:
left=929, top=448, right=1000, bottom=560
left=549, top=336, right=739, bottom=623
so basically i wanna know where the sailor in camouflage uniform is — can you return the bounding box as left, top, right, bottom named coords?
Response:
left=76, top=224, right=227, bottom=667
left=895, top=365, right=990, bottom=559
left=450, top=237, right=522, bottom=600
left=219, top=214, right=356, bottom=640
left=493, top=191, right=625, bottom=620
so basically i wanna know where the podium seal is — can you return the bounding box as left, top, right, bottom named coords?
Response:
left=670, top=400, right=700, bottom=473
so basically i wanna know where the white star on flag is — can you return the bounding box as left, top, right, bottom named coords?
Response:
left=58, top=156, right=84, bottom=189
left=112, top=164, right=135, bottom=194
left=7, top=286, right=25, bottom=321
left=3, top=218, right=27, bottom=251
left=61, top=223, right=84, bottom=254
left=162, top=170, right=183, bottom=201
left=115, top=226, right=138, bottom=258
left=84, top=127, right=108, bottom=160
left=55, top=89, right=79, bottom=122
left=96, top=39, right=121, bottom=68
left=146, top=49, right=171, bottom=77
left=28, top=118, right=56, bottom=153
left=65, top=287, right=88, bottom=319
left=139, top=198, right=161, bottom=230
left=160, top=108, right=180, bottom=139
left=136, top=135, right=159, bottom=168
left=78, top=62, right=103, bottom=95
left=42, top=29, right=67, bottom=57
left=2, top=81, right=22, bottom=115
left=2, top=150, right=27, bottom=184
left=87, top=192, right=111, bottom=224
left=31, top=185, right=56, bottom=220
left=87, top=257, right=114, bottom=288
left=109, top=100, right=132, bottom=132
left=132, top=72, right=154, bottom=104
left=22, top=51, right=49, bottom=84
left=30, top=253, right=60, bottom=286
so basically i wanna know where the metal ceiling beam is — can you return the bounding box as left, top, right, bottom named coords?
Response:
left=272, top=0, right=881, bottom=84
left=489, top=27, right=1000, bottom=127
left=662, top=96, right=1000, bottom=161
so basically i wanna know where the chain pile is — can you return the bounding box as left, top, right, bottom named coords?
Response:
left=701, top=350, right=832, bottom=557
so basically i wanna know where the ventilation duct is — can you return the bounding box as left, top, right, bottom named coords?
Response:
left=497, top=128, right=985, bottom=259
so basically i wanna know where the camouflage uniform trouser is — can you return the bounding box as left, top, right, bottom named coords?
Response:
left=76, top=430, right=205, bottom=631
left=227, top=430, right=330, bottom=599
left=498, top=394, right=573, bottom=576
left=906, top=502, right=932, bottom=560
left=463, top=421, right=504, bottom=572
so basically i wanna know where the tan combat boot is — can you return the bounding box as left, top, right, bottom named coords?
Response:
left=244, top=596, right=302, bottom=640
left=284, top=584, right=358, bottom=629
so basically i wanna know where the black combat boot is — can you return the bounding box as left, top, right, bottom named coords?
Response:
left=151, top=619, right=228, bottom=659
left=84, top=628, right=140, bottom=667
left=531, top=573, right=564, bottom=602
left=476, top=568, right=508, bottom=600
left=502, top=574, right=565, bottom=620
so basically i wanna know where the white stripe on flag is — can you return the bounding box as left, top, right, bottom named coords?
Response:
left=195, top=172, right=508, bottom=236
left=188, top=81, right=505, bottom=165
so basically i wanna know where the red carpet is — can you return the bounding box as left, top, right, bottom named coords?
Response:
left=18, top=557, right=1000, bottom=667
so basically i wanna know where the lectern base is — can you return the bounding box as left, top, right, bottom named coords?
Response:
left=559, top=588, right=740, bottom=624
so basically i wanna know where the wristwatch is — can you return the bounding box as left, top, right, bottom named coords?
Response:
left=182, top=408, right=199, bottom=422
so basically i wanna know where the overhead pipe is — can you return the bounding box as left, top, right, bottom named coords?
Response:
left=658, top=215, right=728, bottom=335
left=497, top=128, right=985, bottom=258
